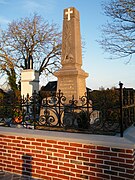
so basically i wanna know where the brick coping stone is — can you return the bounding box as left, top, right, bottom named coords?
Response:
left=0, top=126, right=135, bottom=149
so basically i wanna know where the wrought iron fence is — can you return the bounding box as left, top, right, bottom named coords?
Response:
left=0, top=83, right=135, bottom=137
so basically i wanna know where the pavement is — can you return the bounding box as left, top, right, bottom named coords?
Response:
left=0, top=171, right=41, bottom=180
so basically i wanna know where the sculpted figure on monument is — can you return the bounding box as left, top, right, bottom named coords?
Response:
left=63, top=53, right=74, bottom=64
left=25, top=52, right=33, bottom=69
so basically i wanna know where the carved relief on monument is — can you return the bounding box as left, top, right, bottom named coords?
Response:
left=62, top=11, right=74, bottom=65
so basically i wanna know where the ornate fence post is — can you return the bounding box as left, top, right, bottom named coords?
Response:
left=119, top=82, right=123, bottom=137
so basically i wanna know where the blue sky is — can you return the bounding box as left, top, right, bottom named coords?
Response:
left=0, top=0, right=134, bottom=90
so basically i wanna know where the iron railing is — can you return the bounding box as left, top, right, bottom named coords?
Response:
left=0, top=83, right=135, bottom=137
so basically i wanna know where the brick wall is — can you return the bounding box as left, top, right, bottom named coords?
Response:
left=0, top=127, right=134, bottom=180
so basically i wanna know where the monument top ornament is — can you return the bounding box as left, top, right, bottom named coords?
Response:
left=65, top=8, right=73, bottom=21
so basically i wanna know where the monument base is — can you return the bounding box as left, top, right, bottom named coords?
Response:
left=54, top=67, right=88, bottom=103
left=21, top=69, right=39, bottom=97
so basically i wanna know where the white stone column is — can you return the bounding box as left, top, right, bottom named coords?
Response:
left=21, top=69, right=39, bottom=97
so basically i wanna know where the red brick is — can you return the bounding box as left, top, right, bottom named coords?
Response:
left=35, top=161, right=46, bottom=166
left=65, top=146, right=76, bottom=151
left=31, top=142, right=41, bottom=146
left=76, top=165, right=89, bottom=170
left=12, top=162, right=21, bottom=166
left=0, top=142, right=7, bottom=146
left=84, top=144, right=96, bottom=149
left=126, top=159, right=134, bottom=164
left=104, top=170, right=117, bottom=176
left=53, top=144, right=64, bottom=149
left=97, top=155, right=110, bottom=160
left=17, top=137, right=25, bottom=140
left=66, top=155, right=76, bottom=160
left=36, top=169, right=45, bottom=175
left=12, top=140, right=21, bottom=143
left=111, top=166, right=125, bottom=172
left=110, top=176, right=125, bottom=180
left=17, top=144, right=25, bottom=148
left=119, top=173, right=134, bottom=179
left=54, top=153, right=64, bottom=158
left=71, top=168, right=82, bottom=174
left=58, top=141, right=69, bottom=146
left=47, top=172, right=58, bottom=177
left=111, top=157, right=125, bottom=162
left=119, top=153, right=133, bottom=158
left=70, top=143, right=82, bottom=148
left=70, top=151, right=81, bottom=156
left=36, top=154, right=47, bottom=159
left=36, top=138, right=45, bottom=142
left=48, top=156, right=57, bottom=161
left=76, top=174, right=89, bottom=179
left=42, top=143, right=52, bottom=147
left=3, top=160, right=11, bottom=164
left=90, top=167, right=103, bottom=173
left=83, top=153, right=95, bottom=158
left=47, top=140, right=57, bottom=144
left=90, top=159, right=103, bottom=164
left=36, top=146, right=44, bottom=150
left=58, top=149, right=69, bottom=154
left=64, top=163, right=75, bottom=168
left=13, top=147, right=21, bottom=151
left=78, top=157, right=89, bottom=162
left=126, top=169, right=134, bottom=174
left=8, top=143, right=16, bottom=147
left=13, top=169, right=22, bottom=174
left=7, top=136, right=16, bottom=139
left=53, top=160, right=63, bottom=165
left=97, top=164, right=110, bottom=170
left=83, top=171, right=96, bottom=176
left=57, top=174, right=69, bottom=179
left=52, top=169, right=63, bottom=174
left=119, top=163, right=134, bottom=169
left=59, top=166, right=69, bottom=171
left=104, top=160, right=118, bottom=166
left=47, top=148, right=57, bottom=152
left=26, top=145, right=35, bottom=149
left=42, top=159, right=52, bottom=164
left=97, top=146, right=110, bottom=151
left=47, top=164, right=57, bottom=169
left=70, top=160, right=82, bottom=165
left=97, top=173, right=110, bottom=179
left=59, top=158, right=69, bottom=163
left=8, top=150, right=15, bottom=154
left=104, top=151, right=117, bottom=156
left=32, top=149, right=41, bottom=154
left=111, top=148, right=125, bottom=153
left=26, top=137, right=35, bottom=141
left=3, top=138, right=11, bottom=142
left=91, top=150, right=104, bottom=155
left=126, top=149, right=133, bottom=154
left=78, top=148, right=89, bottom=153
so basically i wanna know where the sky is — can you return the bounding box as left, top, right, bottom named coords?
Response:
left=0, top=0, right=134, bottom=90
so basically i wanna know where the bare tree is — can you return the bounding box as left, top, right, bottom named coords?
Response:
left=99, top=0, right=135, bottom=61
left=0, top=14, right=62, bottom=91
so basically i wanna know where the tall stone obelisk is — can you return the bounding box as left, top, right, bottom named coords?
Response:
left=54, top=7, right=88, bottom=102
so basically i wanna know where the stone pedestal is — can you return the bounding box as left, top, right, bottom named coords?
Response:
left=54, top=7, right=88, bottom=102
left=21, top=69, right=39, bottom=97
left=55, top=68, right=88, bottom=101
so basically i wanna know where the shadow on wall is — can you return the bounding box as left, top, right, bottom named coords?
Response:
left=22, top=154, right=33, bottom=177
